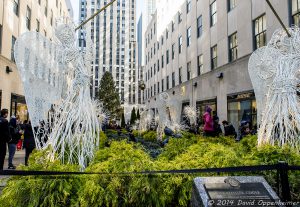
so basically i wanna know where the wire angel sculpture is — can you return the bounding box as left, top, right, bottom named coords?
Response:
left=138, top=110, right=154, bottom=132
left=14, top=19, right=103, bottom=169
left=248, top=27, right=300, bottom=150
left=183, top=106, right=198, bottom=127
left=156, top=92, right=182, bottom=139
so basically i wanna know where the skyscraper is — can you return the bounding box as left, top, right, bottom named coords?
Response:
left=79, top=0, right=137, bottom=117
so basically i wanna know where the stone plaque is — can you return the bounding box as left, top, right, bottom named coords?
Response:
left=191, top=176, right=281, bottom=207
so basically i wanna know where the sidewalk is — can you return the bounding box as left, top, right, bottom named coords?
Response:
left=3, top=149, right=25, bottom=169
left=1, top=149, right=25, bottom=194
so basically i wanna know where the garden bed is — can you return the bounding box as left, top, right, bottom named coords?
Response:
left=0, top=132, right=299, bottom=207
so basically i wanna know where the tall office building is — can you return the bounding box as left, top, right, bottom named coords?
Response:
left=0, top=0, right=73, bottom=121
left=144, top=0, right=299, bottom=131
left=79, top=0, right=137, bottom=118
left=137, top=15, right=143, bottom=104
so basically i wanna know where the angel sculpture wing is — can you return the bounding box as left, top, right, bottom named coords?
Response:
left=248, top=27, right=300, bottom=149
left=14, top=32, right=67, bottom=128
left=14, top=21, right=102, bottom=169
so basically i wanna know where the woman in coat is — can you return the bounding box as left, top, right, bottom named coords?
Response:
left=23, top=122, right=36, bottom=166
left=203, top=106, right=214, bottom=137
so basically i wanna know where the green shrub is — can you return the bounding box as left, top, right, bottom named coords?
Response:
left=99, top=131, right=108, bottom=148
left=142, top=131, right=157, bottom=142
left=1, top=135, right=300, bottom=206
left=0, top=149, right=80, bottom=207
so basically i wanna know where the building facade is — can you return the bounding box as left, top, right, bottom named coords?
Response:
left=143, top=0, right=299, bottom=130
left=79, top=0, right=137, bottom=118
left=0, top=0, right=73, bottom=121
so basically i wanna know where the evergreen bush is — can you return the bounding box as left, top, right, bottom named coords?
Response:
left=1, top=135, right=300, bottom=206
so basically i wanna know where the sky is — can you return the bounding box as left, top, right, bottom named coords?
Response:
left=71, top=0, right=144, bottom=23
left=71, top=0, right=79, bottom=22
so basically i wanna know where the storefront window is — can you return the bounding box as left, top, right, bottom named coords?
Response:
left=10, top=94, right=28, bottom=122
left=227, top=91, right=257, bottom=132
left=196, top=99, right=217, bottom=124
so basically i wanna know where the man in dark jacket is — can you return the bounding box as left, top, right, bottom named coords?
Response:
left=8, top=116, right=22, bottom=169
left=0, top=109, right=11, bottom=170
left=222, top=120, right=237, bottom=138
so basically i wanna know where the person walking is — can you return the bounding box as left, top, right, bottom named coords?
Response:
left=222, top=120, right=237, bottom=138
left=23, top=121, right=35, bottom=166
left=212, top=115, right=222, bottom=137
left=203, top=106, right=214, bottom=137
left=8, top=116, right=23, bottom=169
left=0, top=109, right=11, bottom=170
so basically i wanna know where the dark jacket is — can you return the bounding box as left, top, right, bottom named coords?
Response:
left=0, top=117, right=11, bottom=145
left=8, top=125, right=21, bottom=144
left=224, top=124, right=237, bottom=138
left=23, top=124, right=36, bottom=149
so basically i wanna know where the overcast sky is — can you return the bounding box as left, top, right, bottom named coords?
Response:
left=71, top=1, right=79, bottom=23
left=71, top=0, right=144, bottom=24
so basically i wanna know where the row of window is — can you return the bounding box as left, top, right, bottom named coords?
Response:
left=145, top=13, right=268, bottom=98
left=145, top=0, right=236, bottom=49
left=146, top=15, right=266, bottom=81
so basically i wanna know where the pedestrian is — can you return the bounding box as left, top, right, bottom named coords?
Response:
left=0, top=109, right=11, bottom=170
left=212, top=115, right=222, bottom=137
left=203, top=106, right=214, bottom=137
left=238, top=120, right=251, bottom=141
left=222, top=120, right=237, bottom=138
left=23, top=121, right=36, bottom=166
left=8, top=116, right=23, bottom=169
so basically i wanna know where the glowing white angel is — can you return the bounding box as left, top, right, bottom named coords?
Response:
left=248, top=27, right=300, bottom=150
left=14, top=19, right=102, bottom=169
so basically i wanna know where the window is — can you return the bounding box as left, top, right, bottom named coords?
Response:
left=11, top=36, right=16, bottom=62
left=161, top=36, right=164, bottom=45
left=0, top=24, right=2, bottom=53
left=187, top=62, right=191, bottom=80
left=162, top=55, right=164, bottom=68
left=172, top=43, right=175, bottom=59
left=178, top=12, right=182, bottom=24
left=292, top=0, right=300, bottom=26
left=172, top=21, right=175, bottom=32
left=38, top=0, right=41, bottom=5
left=26, top=6, right=31, bottom=30
left=229, top=32, right=238, bottom=62
left=45, top=0, right=48, bottom=16
left=211, top=45, right=217, bottom=70
left=157, top=60, right=160, bottom=71
left=50, top=10, right=53, bottom=26
left=197, top=15, right=203, bottom=38
left=179, top=36, right=183, bottom=54
left=172, top=72, right=175, bottom=87
left=166, top=50, right=169, bottom=64
left=13, top=0, right=19, bottom=16
left=254, top=14, right=266, bottom=49
left=228, top=0, right=237, bottom=12
left=187, top=27, right=191, bottom=47
left=162, top=79, right=164, bottom=91
left=210, top=1, right=217, bottom=26
left=179, top=67, right=182, bottom=84
left=166, top=76, right=169, bottom=90
left=36, top=19, right=40, bottom=32
left=166, top=30, right=169, bottom=39
left=157, top=82, right=160, bottom=93
left=187, top=0, right=191, bottom=13
left=197, top=54, right=203, bottom=76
